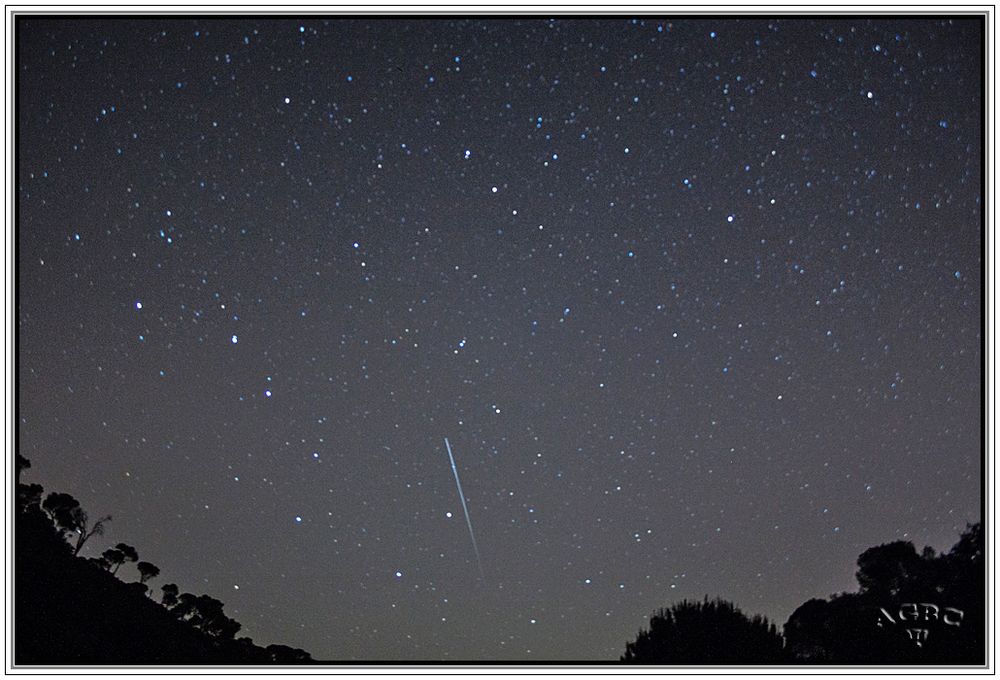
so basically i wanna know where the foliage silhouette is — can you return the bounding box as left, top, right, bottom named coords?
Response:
left=161, top=583, right=179, bottom=608
left=18, top=482, right=43, bottom=511
left=41, top=492, right=85, bottom=537
left=784, top=523, right=983, bottom=664
left=136, top=561, right=160, bottom=584
left=621, top=597, right=788, bottom=664
left=622, top=524, right=983, bottom=665
left=855, top=540, right=927, bottom=597
left=114, top=542, right=139, bottom=569
left=72, top=514, right=112, bottom=556
left=170, top=593, right=242, bottom=640
left=40, top=491, right=111, bottom=556
left=101, top=548, right=125, bottom=573
left=89, top=554, right=112, bottom=570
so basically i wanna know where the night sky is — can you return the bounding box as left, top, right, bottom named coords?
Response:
left=17, top=16, right=982, bottom=661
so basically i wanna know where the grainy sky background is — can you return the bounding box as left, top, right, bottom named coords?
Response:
left=17, top=15, right=982, bottom=661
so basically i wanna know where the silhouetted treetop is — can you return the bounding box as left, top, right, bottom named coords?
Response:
left=170, top=593, right=241, bottom=640
left=39, top=491, right=111, bottom=556
left=115, top=543, right=139, bottom=565
left=622, top=596, right=787, bottom=664
left=18, top=483, right=43, bottom=511
left=137, top=561, right=160, bottom=584
left=102, top=548, right=126, bottom=573
left=41, top=493, right=84, bottom=536
left=855, top=540, right=926, bottom=596
left=784, top=523, right=983, bottom=664
left=161, top=583, right=179, bottom=608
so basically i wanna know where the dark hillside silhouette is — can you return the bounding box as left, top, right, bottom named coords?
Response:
left=16, top=460, right=312, bottom=665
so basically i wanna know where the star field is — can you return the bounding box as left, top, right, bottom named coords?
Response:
left=17, top=16, right=982, bottom=661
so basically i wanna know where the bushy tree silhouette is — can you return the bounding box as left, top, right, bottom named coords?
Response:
left=101, top=548, right=126, bottom=573
left=172, top=593, right=241, bottom=639
left=855, top=541, right=927, bottom=597
left=784, top=523, right=983, bottom=664
left=161, top=583, right=179, bottom=608
left=40, top=491, right=110, bottom=556
left=114, top=543, right=139, bottom=569
left=41, top=493, right=84, bottom=537
left=622, top=597, right=787, bottom=664
left=18, top=482, right=43, bottom=511
left=137, top=561, right=160, bottom=584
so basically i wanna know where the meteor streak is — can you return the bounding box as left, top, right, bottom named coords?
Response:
left=444, top=437, right=485, bottom=581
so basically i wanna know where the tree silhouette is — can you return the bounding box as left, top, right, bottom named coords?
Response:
left=72, top=514, right=111, bottom=556
left=171, top=592, right=199, bottom=621
left=784, top=593, right=877, bottom=663
left=161, top=583, right=179, bottom=608
left=136, top=561, right=160, bottom=584
left=41, top=493, right=84, bottom=537
left=39, top=492, right=110, bottom=555
left=947, top=523, right=982, bottom=565
left=116, top=543, right=138, bottom=562
left=16, top=457, right=44, bottom=513
left=622, top=597, right=788, bottom=664
left=937, top=523, right=984, bottom=663
left=18, top=483, right=44, bottom=512
left=172, top=593, right=241, bottom=640
left=101, top=548, right=125, bottom=573
left=784, top=523, right=984, bottom=664
left=195, top=596, right=241, bottom=640
left=781, top=598, right=834, bottom=662
left=855, top=540, right=927, bottom=597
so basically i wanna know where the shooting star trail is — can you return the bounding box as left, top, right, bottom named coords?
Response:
left=444, top=437, right=485, bottom=581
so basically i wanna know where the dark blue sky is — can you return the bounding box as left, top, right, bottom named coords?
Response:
left=17, top=16, right=982, bottom=660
